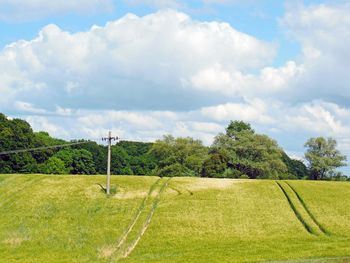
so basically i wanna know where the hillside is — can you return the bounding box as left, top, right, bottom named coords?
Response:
left=0, top=175, right=350, bottom=262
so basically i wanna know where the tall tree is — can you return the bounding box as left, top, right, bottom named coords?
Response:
left=211, top=121, right=288, bottom=179
left=304, top=137, right=347, bottom=180
left=150, top=135, right=208, bottom=177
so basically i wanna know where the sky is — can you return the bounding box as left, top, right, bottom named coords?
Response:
left=0, top=0, right=349, bottom=174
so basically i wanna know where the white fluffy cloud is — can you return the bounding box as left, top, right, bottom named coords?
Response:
left=200, top=99, right=274, bottom=124
left=0, top=10, right=275, bottom=112
left=281, top=2, right=350, bottom=104
left=0, top=0, right=114, bottom=21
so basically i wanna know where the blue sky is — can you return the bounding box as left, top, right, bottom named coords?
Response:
left=0, top=0, right=349, bottom=174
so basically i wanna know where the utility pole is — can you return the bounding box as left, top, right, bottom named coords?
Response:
left=102, top=131, right=118, bottom=194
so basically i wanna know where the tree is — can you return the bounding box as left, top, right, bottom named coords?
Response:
left=53, top=149, right=74, bottom=173
left=281, top=152, right=308, bottom=179
left=226, top=120, right=254, bottom=139
left=304, top=137, right=347, bottom=180
left=32, top=131, right=65, bottom=164
left=54, top=148, right=96, bottom=175
left=111, top=146, right=133, bottom=175
left=0, top=115, right=39, bottom=173
left=39, top=157, right=68, bottom=174
left=71, top=149, right=96, bottom=175
left=72, top=140, right=107, bottom=174
left=201, top=149, right=229, bottom=178
left=117, top=141, right=156, bottom=175
left=211, top=121, right=287, bottom=179
left=150, top=135, right=208, bottom=177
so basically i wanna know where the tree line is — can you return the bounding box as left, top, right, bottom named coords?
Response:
left=0, top=113, right=347, bottom=180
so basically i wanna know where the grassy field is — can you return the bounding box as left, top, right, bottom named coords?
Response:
left=0, top=174, right=349, bottom=262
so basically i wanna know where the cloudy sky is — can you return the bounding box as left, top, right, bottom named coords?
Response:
left=1, top=0, right=349, bottom=173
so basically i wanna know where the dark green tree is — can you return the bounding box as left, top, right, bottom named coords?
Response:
left=72, top=140, right=107, bottom=174
left=111, top=146, right=133, bottom=175
left=39, top=157, right=68, bottom=174
left=201, top=149, right=229, bottom=178
left=71, top=149, right=96, bottom=175
left=281, top=152, right=308, bottom=179
left=53, top=148, right=96, bottom=175
left=117, top=141, right=156, bottom=175
left=0, top=115, right=38, bottom=173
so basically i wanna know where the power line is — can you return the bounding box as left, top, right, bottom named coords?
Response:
left=0, top=141, right=92, bottom=156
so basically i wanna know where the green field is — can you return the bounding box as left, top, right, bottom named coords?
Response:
left=0, top=174, right=350, bottom=262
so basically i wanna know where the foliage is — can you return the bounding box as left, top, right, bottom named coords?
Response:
left=304, top=137, right=347, bottom=180
left=0, top=115, right=51, bottom=173
left=151, top=135, right=208, bottom=177
left=211, top=121, right=288, bottom=179
left=32, top=131, right=65, bottom=164
left=72, top=140, right=107, bottom=174
left=116, top=141, right=157, bottom=175
left=201, top=149, right=229, bottom=178
left=1, top=113, right=346, bottom=180
left=111, top=146, right=133, bottom=175
left=39, top=157, right=68, bottom=174
left=225, top=120, right=254, bottom=139
left=281, top=152, right=308, bottom=179
left=71, top=149, right=96, bottom=175
left=0, top=114, right=158, bottom=176
left=54, top=149, right=96, bottom=175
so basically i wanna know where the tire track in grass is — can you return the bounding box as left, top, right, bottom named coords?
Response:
left=169, top=186, right=182, bottom=196
left=285, top=182, right=330, bottom=236
left=114, top=179, right=161, bottom=249
left=120, top=178, right=171, bottom=259
left=276, top=181, right=316, bottom=235
left=99, top=178, right=161, bottom=259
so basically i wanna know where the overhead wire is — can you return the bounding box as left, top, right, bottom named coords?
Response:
left=0, top=141, right=92, bottom=156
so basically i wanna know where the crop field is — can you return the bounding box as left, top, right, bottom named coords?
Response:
left=0, top=174, right=350, bottom=262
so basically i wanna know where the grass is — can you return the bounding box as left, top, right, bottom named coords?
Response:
left=0, top=175, right=349, bottom=262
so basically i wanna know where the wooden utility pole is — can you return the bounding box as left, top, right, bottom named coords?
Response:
left=102, top=131, right=118, bottom=194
